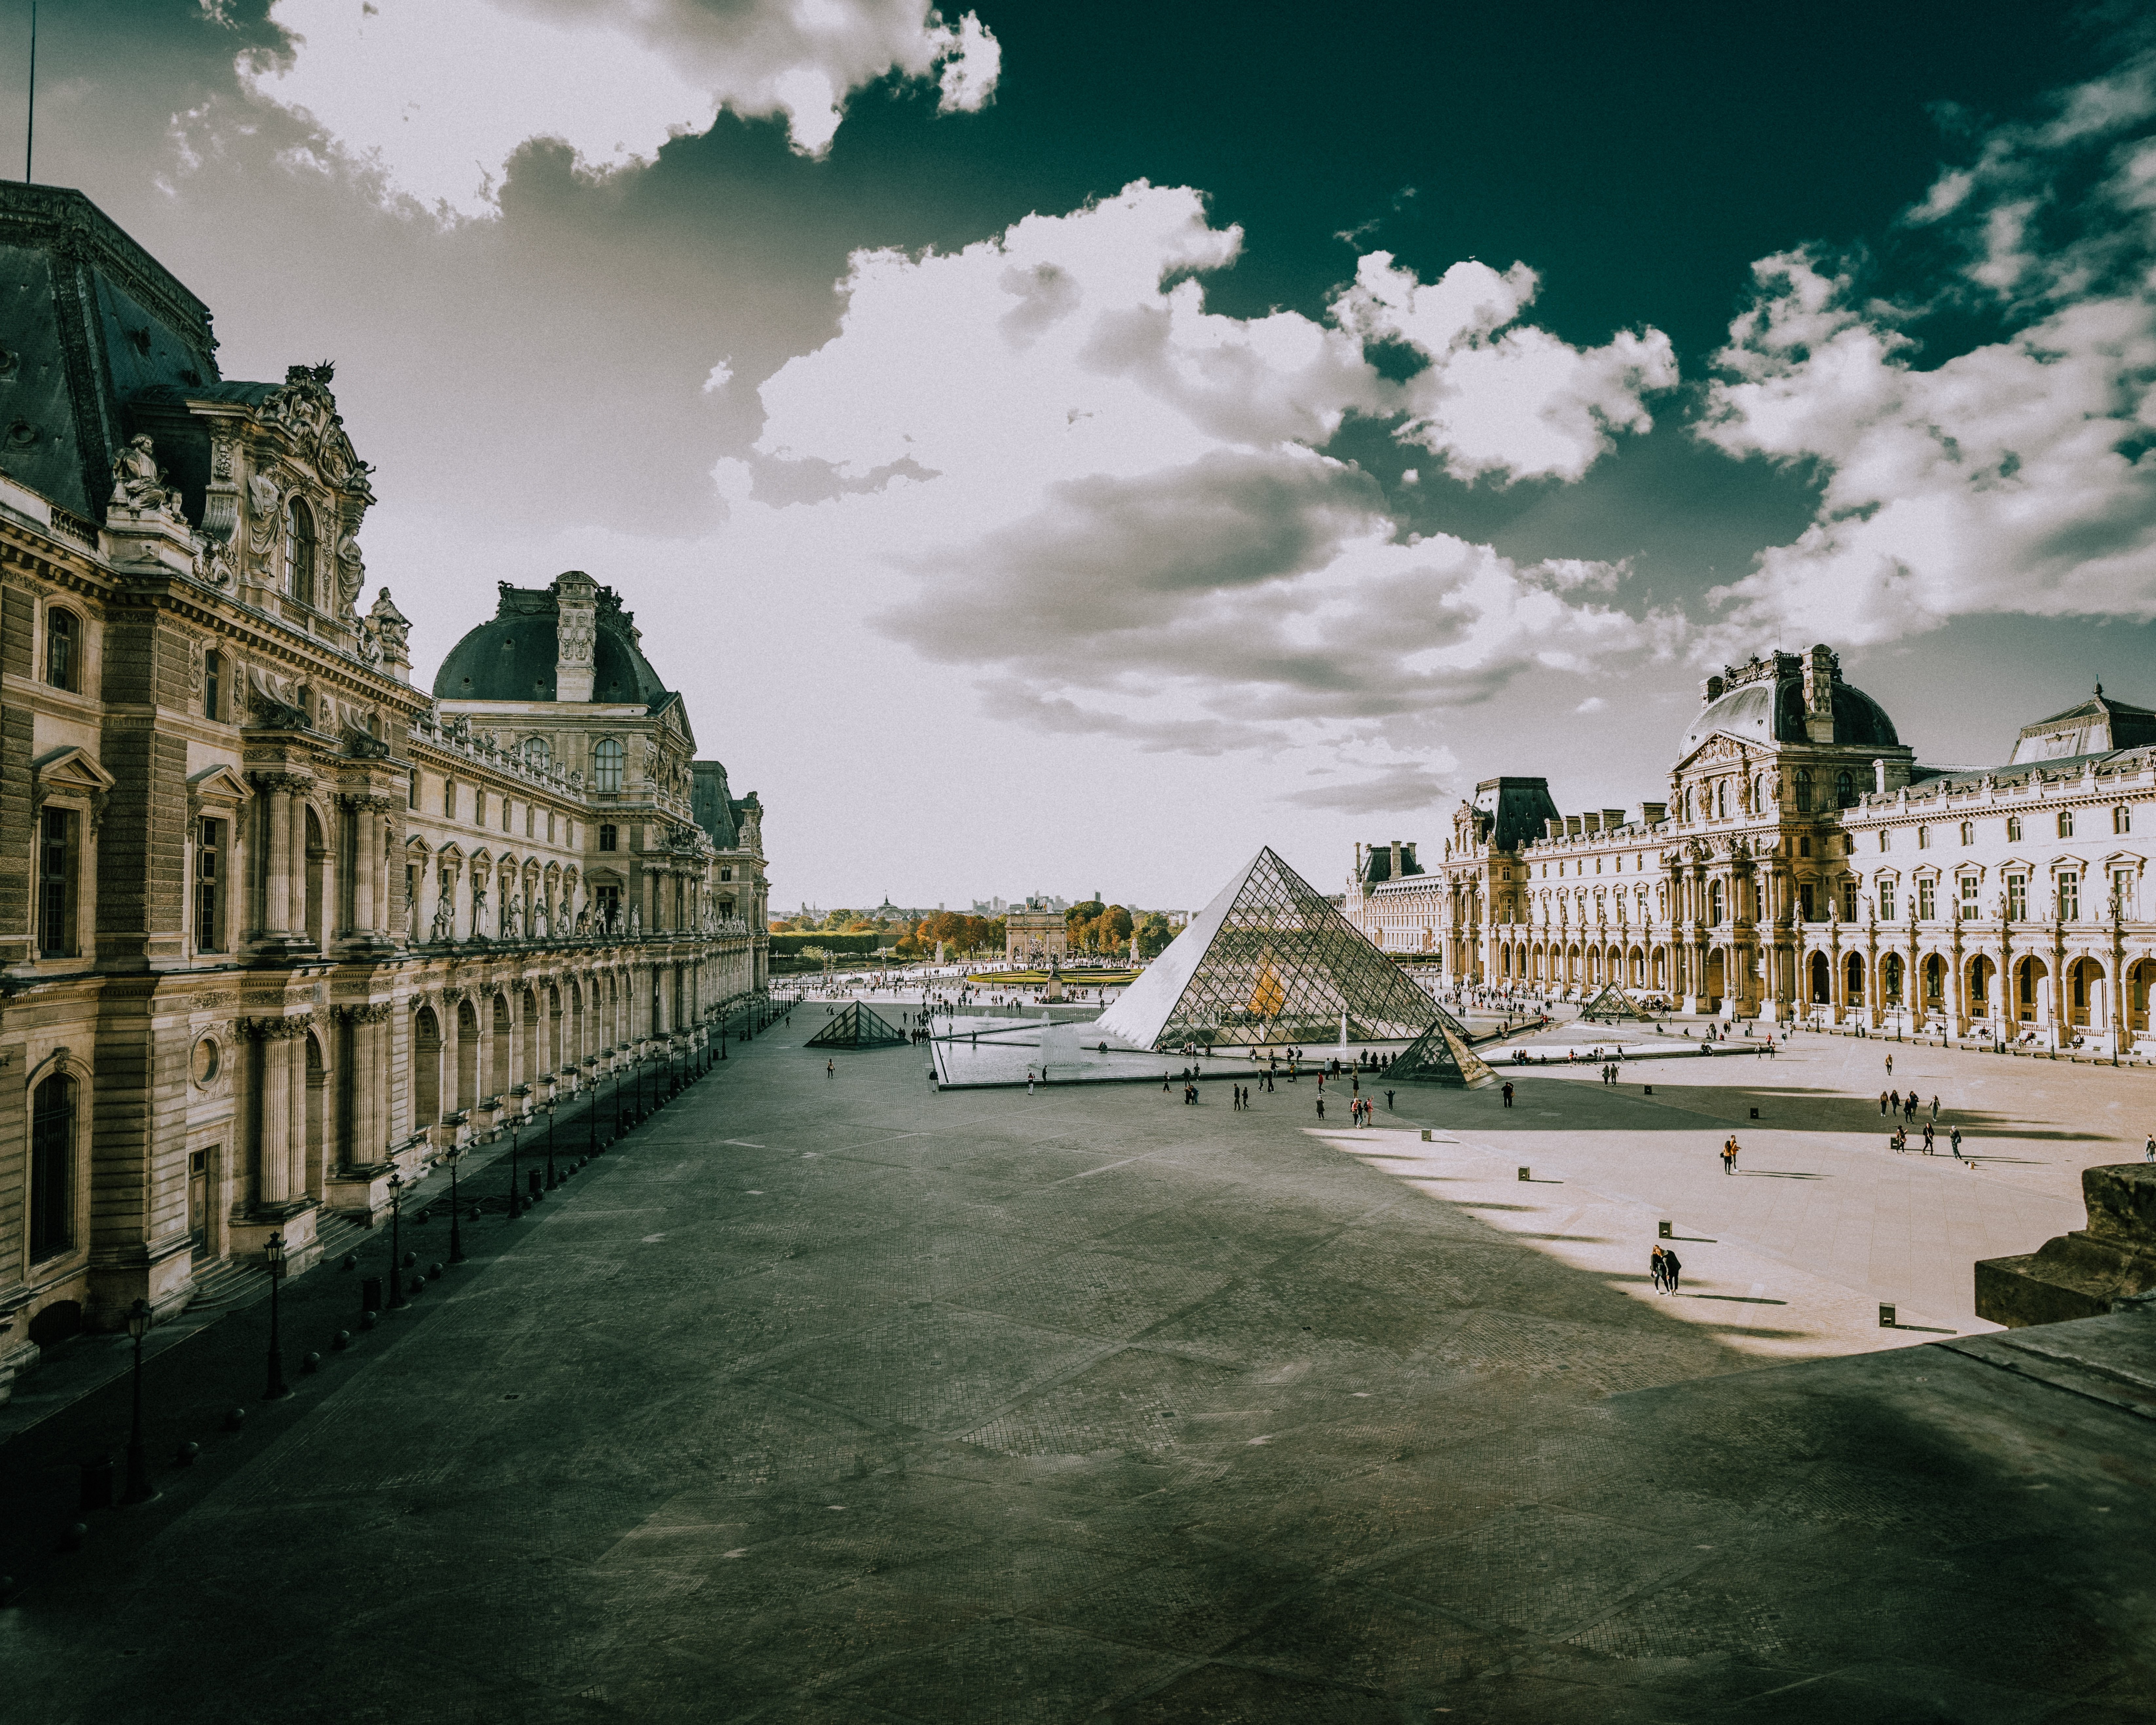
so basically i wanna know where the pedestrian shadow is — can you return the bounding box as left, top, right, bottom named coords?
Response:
left=1737, top=1170, right=1824, bottom=1179
left=1685, top=1293, right=1790, bottom=1305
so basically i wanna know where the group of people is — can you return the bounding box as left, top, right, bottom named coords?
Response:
left=1649, top=1245, right=1684, bottom=1292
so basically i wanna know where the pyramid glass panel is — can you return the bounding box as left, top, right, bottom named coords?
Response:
left=1579, top=986, right=1650, bottom=1022
left=805, top=1002, right=908, bottom=1049
left=1097, top=847, right=1443, bottom=1051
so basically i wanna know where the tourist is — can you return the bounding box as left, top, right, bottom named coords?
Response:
left=1879, top=1090, right=1889, bottom=1116
left=827, top=1060, right=835, bottom=1079
left=1885, top=1054, right=1894, bottom=1077
left=1661, top=1247, right=1682, bottom=1292
left=1650, top=1246, right=1667, bottom=1292
left=1316, top=1096, right=1325, bottom=1120
left=2147, top=1134, right=2155, bottom=1164
left=1501, top=1081, right=1515, bottom=1108
left=1385, top=1088, right=1394, bottom=1112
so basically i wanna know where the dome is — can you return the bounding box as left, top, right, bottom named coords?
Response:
left=1677, top=669, right=1899, bottom=759
left=432, top=580, right=671, bottom=705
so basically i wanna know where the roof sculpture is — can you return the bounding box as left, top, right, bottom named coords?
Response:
left=1389, top=1012, right=1496, bottom=1089
left=806, top=1002, right=908, bottom=1050
left=1096, top=847, right=1443, bottom=1051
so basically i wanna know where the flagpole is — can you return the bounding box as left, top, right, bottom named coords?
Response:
left=23, top=0, right=34, bottom=184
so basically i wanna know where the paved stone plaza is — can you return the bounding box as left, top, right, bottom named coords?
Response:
left=2, top=1013, right=2153, bottom=1722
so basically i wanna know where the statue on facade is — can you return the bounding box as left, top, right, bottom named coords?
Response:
left=628, top=903, right=642, bottom=938
left=335, top=523, right=366, bottom=615
left=504, top=893, right=521, bottom=939
left=431, top=887, right=455, bottom=944
left=470, top=884, right=488, bottom=936
left=575, top=906, right=590, bottom=937
left=535, top=897, right=551, bottom=939
left=111, top=434, right=180, bottom=514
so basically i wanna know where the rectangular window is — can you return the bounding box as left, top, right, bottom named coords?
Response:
left=1840, top=878, right=1858, bottom=921
left=1878, top=831, right=1890, bottom=852
left=2116, top=806, right=2133, bottom=835
left=1917, top=826, right=1929, bottom=849
left=445, top=780, right=457, bottom=819
left=1877, top=879, right=1895, bottom=921
left=2115, top=868, right=2137, bottom=918
left=29, top=1076, right=74, bottom=1261
left=595, top=882, right=620, bottom=926
left=1799, top=881, right=1816, bottom=921
left=1918, top=878, right=1935, bottom=921
left=1960, top=876, right=1979, bottom=918
left=204, top=649, right=221, bottom=720
left=408, top=771, right=420, bottom=811
left=38, top=806, right=73, bottom=956
left=2058, top=810, right=2074, bottom=839
left=2007, top=815, right=2023, bottom=842
left=2058, top=872, right=2078, bottom=920
left=2007, top=873, right=2027, bottom=920
left=502, top=798, right=512, bottom=833
left=195, top=817, right=224, bottom=952
left=598, top=823, right=618, bottom=853
left=547, top=811, right=556, bottom=843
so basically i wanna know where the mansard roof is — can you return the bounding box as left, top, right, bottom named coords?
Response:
left=2008, top=684, right=2156, bottom=765
left=433, top=574, right=673, bottom=706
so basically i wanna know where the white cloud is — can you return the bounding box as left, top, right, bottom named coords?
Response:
left=1335, top=253, right=1678, bottom=483
left=731, top=182, right=1661, bottom=774
left=245, top=0, right=1001, bottom=216
left=1574, top=696, right=1608, bottom=714
left=1699, top=50, right=2156, bottom=652
left=702, top=357, right=734, bottom=395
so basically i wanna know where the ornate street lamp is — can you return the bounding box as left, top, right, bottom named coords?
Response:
left=544, top=1095, right=559, bottom=1190
left=386, top=1174, right=409, bottom=1307
left=586, top=1068, right=598, bottom=1156
left=506, top=1122, right=523, bottom=1219
left=123, top=1297, right=154, bottom=1503
left=610, top=1053, right=622, bottom=1142
left=264, top=1232, right=291, bottom=1397
left=445, top=1142, right=467, bottom=1265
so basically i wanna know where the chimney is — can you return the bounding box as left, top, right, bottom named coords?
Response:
left=1639, top=801, right=1667, bottom=825
left=1565, top=816, right=1583, bottom=838
left=1582, top=812, right=1601, bottom=835
left=1545, top=819, right=1562, bottom=840
left=1802, top=643, right=1837, bottom=743
left=554, top=570, right=599, bottom=702
left=1602, top=808, right=1625, bottom=831
left=1401, top=842, right=1416, bottom=870
left=1388, top=840, right=1402, bottom=878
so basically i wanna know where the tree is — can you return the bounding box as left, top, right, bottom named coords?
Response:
left=1134, top=912, right=1173, bottom=959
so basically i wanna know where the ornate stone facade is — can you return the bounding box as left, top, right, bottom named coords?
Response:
left=0, top=186, right=770, bottom=1393
left=1347, top=647, right=2154, bottom=1055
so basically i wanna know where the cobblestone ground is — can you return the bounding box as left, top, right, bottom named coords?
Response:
left=1, top=1019, right=2151, bottom=1723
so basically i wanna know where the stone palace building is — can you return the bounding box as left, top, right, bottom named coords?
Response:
left=1346, top=646, right=2153, bottom=1054
left=0, top=186, right=768, bottom=1391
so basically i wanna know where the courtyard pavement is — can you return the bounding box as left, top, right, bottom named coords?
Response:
left=1, top=1014, right=2151, bottom=1722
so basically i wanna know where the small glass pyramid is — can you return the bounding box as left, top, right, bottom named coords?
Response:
left=1579, top=986, right=1650, bottom=1022
left=1390, top=1011, right=1497, bottom=1089
left=805, top=1002, right=909, bottom=1049
left=1096, top=846, right=1444, bottom=1050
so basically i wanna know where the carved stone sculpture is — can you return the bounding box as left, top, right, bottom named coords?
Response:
left=471, top=884, right=489, bottom=936
left=111, top=434, right=180, bottom=514
left=628, top=904, right=641, bottom=938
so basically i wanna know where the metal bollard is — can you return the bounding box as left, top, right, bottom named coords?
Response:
left=1749, top=1107, right=1760, bottom=1119
left=1421, top=1129, right=1431, bottom=1142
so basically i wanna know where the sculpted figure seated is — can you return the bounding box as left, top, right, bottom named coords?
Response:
left=111, top=434, right=181, bottom=515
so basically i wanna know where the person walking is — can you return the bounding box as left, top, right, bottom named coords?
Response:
left=1922, top=1121, right=1935, bottom=1154
left=1885, top=1054, right=1894, bottom=1078
left=1951, top=1126, right=1966, bottom=1163
left=1661, top=1248, right=1682, bottom=1293
left=1650, top=1246, right=1667, bottom=1292
left=1385, top=1088, right=1395, bottom=1112
left=2146, top=1133, right=2155, bottom=1164
left=1502, top=1081, right=1515, bottom=1109
left=827, top=1059, right=835, bottom=1079
left=1879, top=1090, right=1890, bottom=1116
left=1316, top=1096, right=1326, bottom=1121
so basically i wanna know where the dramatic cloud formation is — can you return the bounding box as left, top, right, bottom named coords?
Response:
left=1701, top=48, right=2156, bottom=647
left=742, top=182, right=1670, bottom=780
left=246, top=0, right=1000, bottom=216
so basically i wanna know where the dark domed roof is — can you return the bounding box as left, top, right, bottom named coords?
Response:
left=433, top=579, right=671, bottom=705
left=1678, top=670, right=1899, bottom=758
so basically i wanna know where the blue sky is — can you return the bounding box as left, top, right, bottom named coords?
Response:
left=14, top=1, right=2156, bottom=910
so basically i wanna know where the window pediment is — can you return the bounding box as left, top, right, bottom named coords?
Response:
left=35, top=746, right=117, bottom=799
left=186, top=763, right=252, bottom=812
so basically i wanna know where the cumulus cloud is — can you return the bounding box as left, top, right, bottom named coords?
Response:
left=740, top=182, right=1666, bottom=779
left=1336, top=253, right=1678, bottom=483
left=1700, top=48, right=2156, bottom=649
left=1279, top=761, right=1460, bottom=814
left=244, top=0, right=1001, bottom=216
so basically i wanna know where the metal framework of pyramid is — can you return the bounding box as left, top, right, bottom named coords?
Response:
left=1391, top=1009, right=1497, bottom=1089
left=1095, top=846, right=1444, bottom=1051
left=805, top=1002, right=908, bottom=1050
left=1579, top=985, right=1651, bottom=1022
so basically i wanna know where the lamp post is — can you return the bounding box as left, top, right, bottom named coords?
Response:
left=446, top=1142, right=467, bottom=1265
left=506, top=1122, right=522, bottom=1219
left=386, top=1174, right=408, bottom=1307
left=586, top=1068, right=597, bottom=1156
left=610, top=1054, right=621, bottom=1141
left=123, top=1297, right=154, bottom=1503
left=544, top=1095, right=559, bottom=1190
left=264, top=1232, right=291, bottom=1397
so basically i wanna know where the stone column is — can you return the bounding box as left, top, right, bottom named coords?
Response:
left=259, top=777, right=294, bottom=936
left=289, top=789, right=312, bottom=947
left=346, top=796, right=377, bottom=936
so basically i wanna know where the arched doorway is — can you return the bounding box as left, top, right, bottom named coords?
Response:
left=304, top=805, right=327, bottom=951
left=1844, top=950, right=1865, bottom=1005
left=2016, top=956, right=2048, bottom=1023
left=456, top=998, right=479, bottom=1112
left=2067, top=957, right=2104, bottom=1029
left=1705, top=948, right=1726, bottom=1000
left=1881, top=953, right=1904, bottom=1005
left=1809, top=950, right=1831, bottom=1004
left=1968, top=954, right=1995, bottom=1020
left=414, top=1005, right=442, bottom=1126
left=29, top=1071, right=76, bottom=1262
left=2130, top=958, right=2154, bottom=1036
left=491, top=993, right=512, bottom=1097
left=303, top=1030, right=327, bottom=1193
left=1921, top=954, right=1944, bottom=1015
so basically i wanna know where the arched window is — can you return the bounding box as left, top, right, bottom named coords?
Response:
left=593, top=737, right=624, bottom=793
left=522, top=736, right=551, bottom=771
left=1794, top=770, right=1813, bottom=813
left=30, top=1072, right=75, bottom=1261
left=285, top=498, right=317, bottom=607
left=1834, top=770, right=1855, bottom=808
left=2057, top=810, right=2074, bottom=839
left=45, top=607, right=76, bottom=691
left=1708, top=879, right=1724, bottom=923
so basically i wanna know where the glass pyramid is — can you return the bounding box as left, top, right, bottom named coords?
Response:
left=1096, top=846, right=1444, bottom=1051
left=1579, top=985, right=1651, bottom=1022
left=805, top=1001, right=909, bottom=1049
left=1391, top=1011, right=1497, bottom=1089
